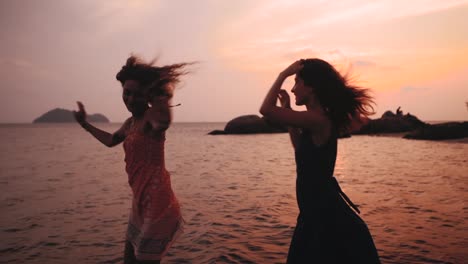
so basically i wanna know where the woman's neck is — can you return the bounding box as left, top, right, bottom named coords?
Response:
left=305, top=100, right=325, bottom=115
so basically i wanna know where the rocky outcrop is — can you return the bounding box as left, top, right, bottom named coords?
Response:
left=354, top=107, right=467, bottom=140
left=354, top=108, right=427, bottom=134
left=33, top=108, right=109, bottom=123
left=404, top=122, right=468, bottom=140
left=208, top=109, right=467, bottom=141
left=208, top=115, right=287, bottom=135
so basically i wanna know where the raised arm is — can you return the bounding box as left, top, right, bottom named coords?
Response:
left=278, top=90, right=302, bottom=150
left=259, top=60, right=325, bottom=131
left=73, top=101, right=129, bottom=147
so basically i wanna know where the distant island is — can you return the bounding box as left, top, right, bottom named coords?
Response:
left=33, top=108, right=109, bottom=123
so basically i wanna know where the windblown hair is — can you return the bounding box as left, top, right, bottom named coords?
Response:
left=116, top=55, right=191, bottom=98
left=299, top=58, right=375, bottom=133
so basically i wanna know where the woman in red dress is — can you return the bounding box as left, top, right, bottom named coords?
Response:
left=74, top=56, right=190, bottom=264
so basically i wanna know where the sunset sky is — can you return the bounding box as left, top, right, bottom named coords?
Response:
left=1, top=0, right=467, bottom=123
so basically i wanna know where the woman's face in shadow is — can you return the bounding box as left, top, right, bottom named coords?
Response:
left=291, top=75, right=314, bottom=106
left=122, top=80, right=147, bottom=116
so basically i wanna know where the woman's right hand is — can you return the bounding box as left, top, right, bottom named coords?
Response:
left=278, top=89, right=291, bottom=108
left=73, top=101, right=87, bottom=125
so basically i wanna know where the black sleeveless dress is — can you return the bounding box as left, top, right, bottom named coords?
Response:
left=286, top=130, right=380, bottom=263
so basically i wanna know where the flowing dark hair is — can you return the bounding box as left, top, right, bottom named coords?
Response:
left=116, top=55, right=192, bottom=98
left=298, top=58, right=375, bottom=133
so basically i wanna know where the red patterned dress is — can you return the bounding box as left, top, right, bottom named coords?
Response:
left=123, top=130, right=183, bottom=260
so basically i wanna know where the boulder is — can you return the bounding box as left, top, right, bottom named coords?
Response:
left=207, top=130, right=227, bottom=135
left=208, top=115, right=287, bottom=135
left=354, top=109, right=426, bottom=134
left=404, top=122, right=468, bottom=140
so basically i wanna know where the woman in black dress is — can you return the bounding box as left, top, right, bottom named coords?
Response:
left=260, top=59, right=380, bottom=263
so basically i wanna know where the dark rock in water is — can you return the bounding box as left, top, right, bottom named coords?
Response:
left=208, top=115, right=287, bottom=135
left=225, top=115, right=287, bottom=134
left=381, top=110, right=397, bottom=118
left=353, top=107, right=468, bottom=140
left=33, top=108, right=110, bottom=123
left=354, top=109, right=427, bottom=134
left=404, top=122, right=468, bottom=140
left=208, top=130, right=227, bottom=135
left=208, top=108, right=467, bottom=141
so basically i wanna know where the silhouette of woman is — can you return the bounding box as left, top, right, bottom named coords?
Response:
left=74, top=56, right=190, bottom=264
left=260, top=59, right=380, bottom=263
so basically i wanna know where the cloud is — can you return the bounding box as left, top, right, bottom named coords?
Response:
left=375, top=68, right=468, bottom=120
left=400, top=86, right=430, bottom=93
left=85, top=0, right=162, bottom=35
left=272, top=0, right=468, bottom=28
left=215, top=0, right=468, bottom=63
left=353, top=60, right=377, bottom=68
left=0, top=58, right=58, bottom=81
left=0, top=58, right=33, bottom=69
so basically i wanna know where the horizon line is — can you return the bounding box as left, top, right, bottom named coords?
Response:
left=1, top=119, right=467, bottom=125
